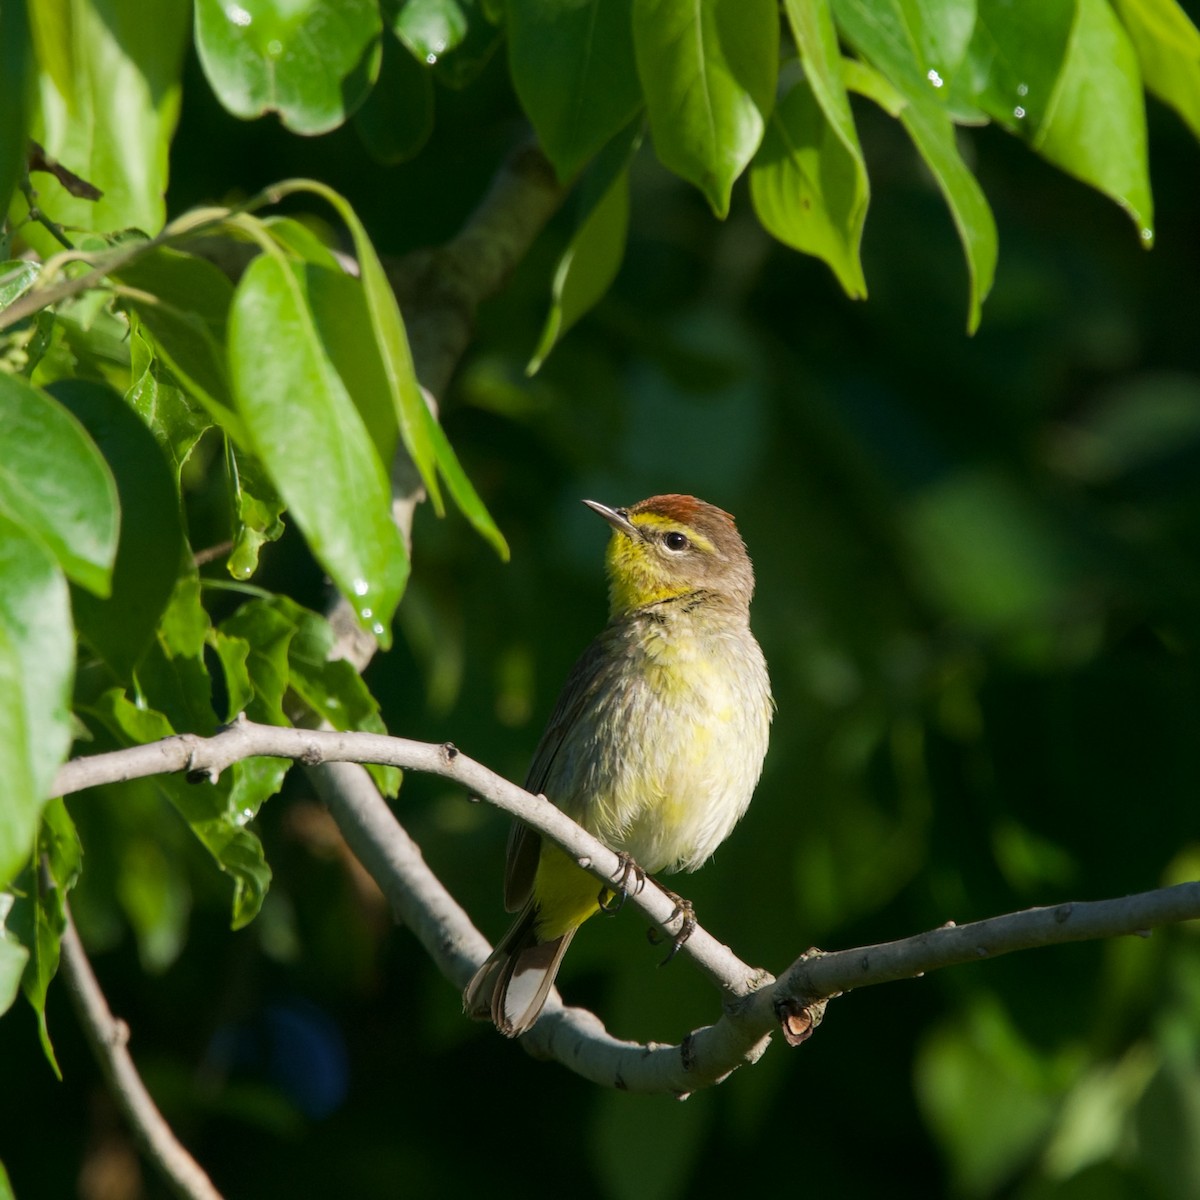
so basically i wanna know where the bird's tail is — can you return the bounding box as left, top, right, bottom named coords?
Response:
left=463, top=902, right=576, bottom=1038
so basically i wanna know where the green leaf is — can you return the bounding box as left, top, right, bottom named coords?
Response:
left=354, top=30, right=435, bottom=165
left=273, top=179, right=510, bottom=560
left=964, top=1, right=1074, bottom=135
left=1035, top=0, right=1154, bottom=243
left=0, top=0, right=33, bottom=220
left=303, top=264, right=400, bottom=468
left=528, top=121, right=641, bottom=374
left=217, top=601, right=297, bottom=815
left=9, top=798, right=82, bottom=1078
left=194, top=0, right=382, bottom=135
left=431, top=0, right=503, bottom=89
left=0, top=1157, right=12, bottom=1200
left=833, top=0, right=998, bottom=330
left=116, top=246, right=245, bottom=443
left=226, top=444, right=286, bottom=581
left=1113, top=0, right=1200, bottom=142
left=228, top=252, right=409, bottom=644
left=53, top=380, right=185, bottom=678
left=0, top=915, right=30, bottom=1017
left=90, top=689, right=272, bottom=928
left=394, top=0, right=470, bottom=62
left=508, top=0, right=642, bottom=180
left=0, top=260, right=40, bottom=309
left=896, top=99, right=997, bottom=334
left=0, top=515, right=73, bottom=890
left=274, top=596, right=401, bottom=795
left=775, top=0, right=869, bottom=296
left=632, top=0, right=778, bottom=217
left=0, top=372, right=119, bottom=596
left=24, top=0, right=189, bottom=247
left=126, top=324, right=212, bottom=484
left=751, top=73, right=869, bottom=299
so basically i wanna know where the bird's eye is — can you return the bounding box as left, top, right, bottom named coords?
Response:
left=664, top=531, right=689, bottom=551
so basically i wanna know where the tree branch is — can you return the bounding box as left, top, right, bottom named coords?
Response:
left=54, top=720, right=1200, bottom=1094
left=58, top=902, right=224, bottom=1200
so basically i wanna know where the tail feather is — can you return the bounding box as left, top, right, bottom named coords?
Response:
left=464, top=904, right=575, bottom=1037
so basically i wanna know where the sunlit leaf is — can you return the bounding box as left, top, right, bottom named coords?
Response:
left=1113, top=0, right=1200, bottom=141
left=508, top=0, right=642, bottom=180
left=0, top=516, right=73, bottom=891
left=0, top=372, right=119, bottom=596
left=834, top=0, right=998, bottom=329
left=126, top=324, right=212, bottom=484
left=633, top=0, right=778, bottom=217
left=750, top=73, right=869, bottom=299
left=194, top=0, right=382, bottom=135
left=228, top=251, right=409, bottom=644
left=25, top=0, right=189, bottom=249
left=1035, top=0, right=1154, bottom=243
left=90, top=689, right=271, bottom=928
left=117, top=247, right=245, bottom=443
left=226, top=444, right=286, bottom=581
left=7, top=799, right=81, bottom=1078
left=529, top=126, right=638, bottom=374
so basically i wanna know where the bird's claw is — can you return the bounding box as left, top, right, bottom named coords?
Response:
left=598, top=853, right=646, bottom=915
left=647, top=891, right=697, bottom=964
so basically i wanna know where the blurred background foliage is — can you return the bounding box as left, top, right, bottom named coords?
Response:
left=3, top=1, right=1200, bottom=1198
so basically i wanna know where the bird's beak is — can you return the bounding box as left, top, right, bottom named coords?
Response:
left=582, top=499, right=640, bottom=539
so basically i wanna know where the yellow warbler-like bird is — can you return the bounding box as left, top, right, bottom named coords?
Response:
left=464, top=494, right=772, bottom=1037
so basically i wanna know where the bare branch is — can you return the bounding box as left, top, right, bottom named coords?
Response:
left=54, top=721, right=1200, bottom=1095
left=58, top=903, right=224, bottom=1200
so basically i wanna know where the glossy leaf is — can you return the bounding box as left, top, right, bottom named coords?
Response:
left=54, top=380, right=185, bottom=678
left=303, top=264, right=400, bottom=468
left=508, top=0, right=642, bottom=180
left=227, top=445, right=286, bottom=581
left=8, top=798, right=81, bottom=1078
left=90, top=689, right=272, bottom=928
left=1035, top=0, right=1154, bottom=243
left=0, top=372, right=119, bottom=596
left=117, top=247, right=245, bottom=443
left=275, top=179, right=509, bottom=560
left=633, top=0, right=778, bottom=217
left=25, top=0, right=189, bottom=247
left=0, top=261, right=39, bottom=310
left=1114, top=0, right=1200, bottom=141
left=751, top=74, right=869, bottom=299
left=529, top=169, right=628, bottom=376
left=779, top=0, right=870, bottom=296
left=354, top=30, right=435, bottom=165
left=964, top=1, right=1074, bottom=134
left=896, top=99, right=998, bottom=335
left=126, top=324, right=212, bottom=484
left=194, top=0, right=382, bottom=135
left=394, top=0, right=470, bottom=62
left=217, top=602, right=297, bottom=816
left=0, top=916, right=28, bottom=1018
left=833, top=0, right=998, bottom=330
left=0, top=515, right=73, bottom=891
left=228, top=252, right=409, bottom=644
left=0, top=0, right=33, bottom=220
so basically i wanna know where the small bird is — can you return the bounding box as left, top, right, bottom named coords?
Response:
left=464, top=494, right=773, bottom=1037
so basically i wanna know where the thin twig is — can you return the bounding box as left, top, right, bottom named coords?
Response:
left=54, top=720, right=1200, bottom=1094
left=58, top=904, right=224, bottom=1200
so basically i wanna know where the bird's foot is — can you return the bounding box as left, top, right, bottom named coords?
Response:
left=647, top=889, right=697, bottom=964
left=598, top=853, right=646, bottom=915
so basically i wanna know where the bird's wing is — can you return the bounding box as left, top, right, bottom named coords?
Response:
left=502, top=629, right=617, bottom=912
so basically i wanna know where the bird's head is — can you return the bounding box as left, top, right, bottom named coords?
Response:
left=583, top=494, right=756, bottom=616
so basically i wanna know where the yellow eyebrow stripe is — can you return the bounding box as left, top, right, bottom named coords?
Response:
left=629, top=512, right=716, bottom=554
